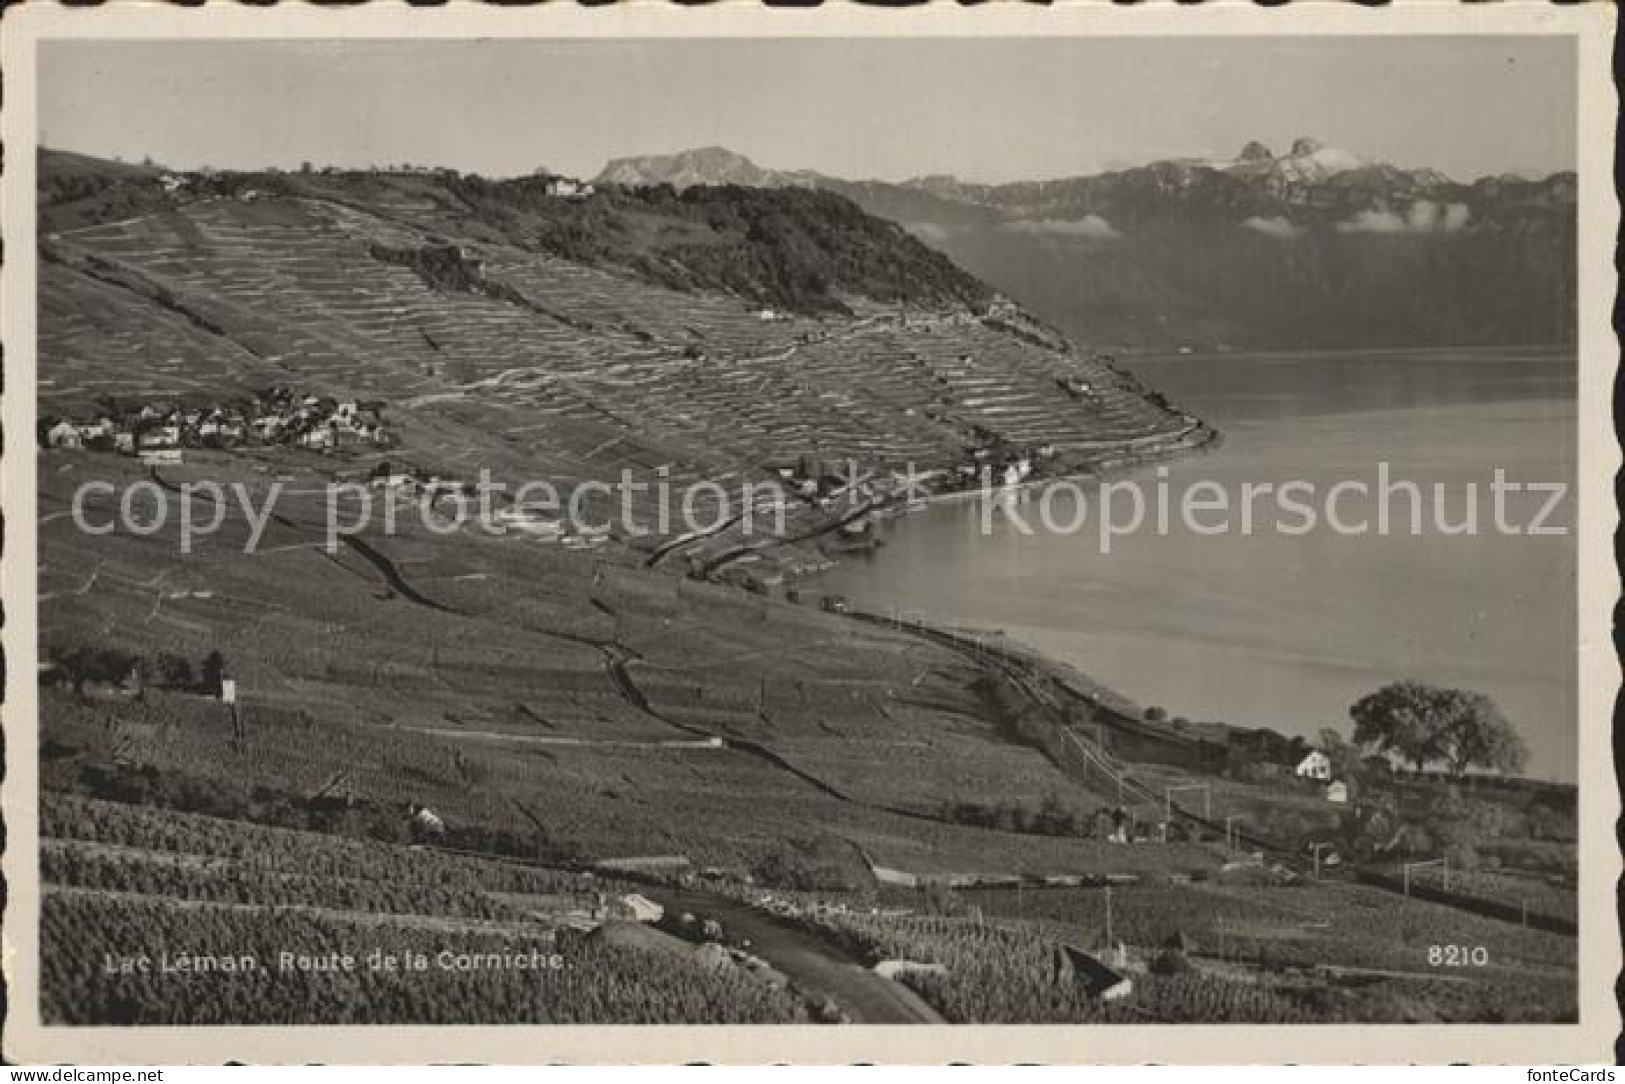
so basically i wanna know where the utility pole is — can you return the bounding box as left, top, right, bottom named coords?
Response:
left=1311, top=841, right=1333, bottom=879
left=1104, top=884, right=1113, bottom=948
left=1225, top=815, right=1245, bottom=856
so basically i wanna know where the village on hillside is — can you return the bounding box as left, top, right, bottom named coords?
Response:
left=38, top=385, right=393, bottom=463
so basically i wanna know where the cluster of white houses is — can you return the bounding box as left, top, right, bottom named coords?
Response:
left=539, top=176, right=595, bottom=200
left=39, top=387, right=392, bottom=463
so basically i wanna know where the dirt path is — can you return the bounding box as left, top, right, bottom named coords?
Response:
left=333, top=533, right=464, bottom=613
left=360, top=719, right=724, bottom=751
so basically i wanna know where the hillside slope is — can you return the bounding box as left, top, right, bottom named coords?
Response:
left=36, top=149, right=1203, bottom=873
left=41, top=150, right=987, bottom=318
left=38, top=149, right=1200, bottom=575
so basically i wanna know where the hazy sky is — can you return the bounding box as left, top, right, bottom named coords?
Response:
left=40, top=37, right=1575, bottom=183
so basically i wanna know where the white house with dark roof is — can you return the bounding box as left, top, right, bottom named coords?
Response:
left=44, top=420, right=83, bottom=449
left=1295, top=750, right=1333, bottom=782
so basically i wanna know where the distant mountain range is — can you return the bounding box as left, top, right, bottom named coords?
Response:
left=593, top=141, right=1576, bottom=350
left=596, top=146, right=828, bottom=192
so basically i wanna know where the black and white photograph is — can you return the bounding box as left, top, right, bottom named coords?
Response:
left=2, top=1, right=1616, bottom=1066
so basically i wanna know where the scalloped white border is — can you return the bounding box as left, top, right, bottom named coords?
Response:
left=2, top=0, right=1617, bottom=1064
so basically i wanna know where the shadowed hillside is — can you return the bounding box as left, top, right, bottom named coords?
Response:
left=40, top=150, right=989, bottom=318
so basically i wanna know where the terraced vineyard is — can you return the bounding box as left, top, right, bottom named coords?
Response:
left=38, top=795, right=814, bottom=1025
left=966, top=883, right=1576, bottom=979
left=41, top=154, right=1211, bottom=582
left=790, top=885, right=1576, bottom=1023
left=37, top=441, right=1174, bottom=892
left=41, top=161, right=1194, bottom=441
left=1374, top=866, right=1578, bottom=930
left=37, top=152, right=1210, bottom=872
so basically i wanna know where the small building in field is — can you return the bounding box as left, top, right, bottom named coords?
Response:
left=620, top=893, right=665, bottom=924
left=300, top=426, right=336, bottom=450
left=544, top=177, right=594, bottom=199
left=1295, top=750, right=1333, bottom=782
left=371, top=470, right=416, bottom=490
left=1325, top=780, right=1349, bottom=804
left=870, top=864, right=919, bottom=888
left=411, top=805, right=446, bottom=835
left=43, top=420, right=83, bottom=449
left=138, top=449, right=185, bottom=466
left=138, top=425, right=181, bottom=450
left=76, top=419, right=115, bottom=447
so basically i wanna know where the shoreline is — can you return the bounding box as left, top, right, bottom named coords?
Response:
left=791, top=418, right=1222, bottom=748
left=681, top=419, right=1221, bottom=580
left=899, top=419, right=1223, bottom=512
left=1119, top=342, right=1578, bottom=364
left=812, top=403, right=1573, bottom=783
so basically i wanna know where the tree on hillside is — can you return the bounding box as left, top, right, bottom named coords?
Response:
left=58, top=646, right=141, bottom=698
left=1316, top=727, right=1366, bottom=783
left=1440, top=695, right=1528, bottom=777
left=1339, top=791, right=1405, bottom=859
left=153, top=652, right=195, bottom=690
left=200, top=651, right=226, bottom=697
left=1349, top=681, right=1527, bottom=777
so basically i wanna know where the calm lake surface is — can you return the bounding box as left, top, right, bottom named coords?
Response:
left=821, top=347, right=1578, bottom=781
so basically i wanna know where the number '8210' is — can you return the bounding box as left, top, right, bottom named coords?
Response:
left=1427, top=945, right=1489, bottom=967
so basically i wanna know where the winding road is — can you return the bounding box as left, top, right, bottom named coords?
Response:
left=643, top=886, right=945, bottom=1024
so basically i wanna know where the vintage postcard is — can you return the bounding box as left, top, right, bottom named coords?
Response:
left=2, top=0, right=1617, bottom=1065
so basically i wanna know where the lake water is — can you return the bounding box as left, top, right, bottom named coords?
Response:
left=821, top=348, right=1578, bottom=781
